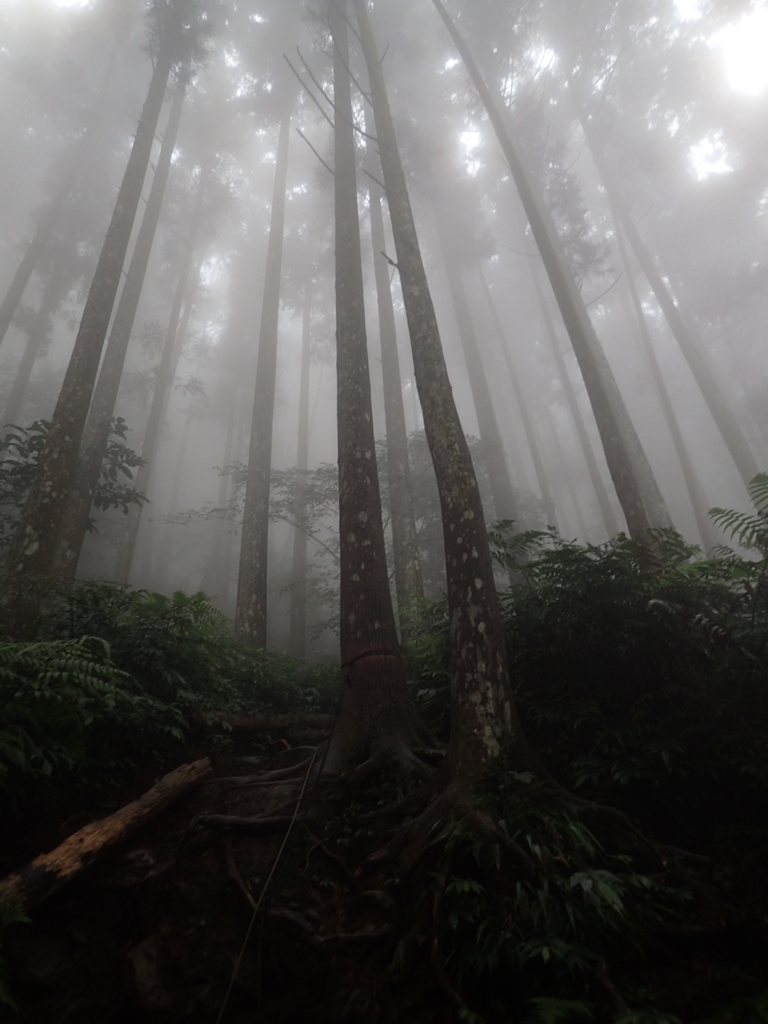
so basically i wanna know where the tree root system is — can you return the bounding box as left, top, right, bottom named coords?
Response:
left=4, top=742, right=768, bottom=1024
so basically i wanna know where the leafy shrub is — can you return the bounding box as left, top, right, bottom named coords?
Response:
left=0, top=636, right=184, bottom=808
left=0, top=418, right=146, bottom=562
left=500, top=527, right=768, bottom=844
left=49, top=583, right=337, bottom=715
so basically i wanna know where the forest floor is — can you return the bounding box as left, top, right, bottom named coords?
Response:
left=4, top=739, right=455, bottom=1023
left=4, top=729, right=768, bottom=1024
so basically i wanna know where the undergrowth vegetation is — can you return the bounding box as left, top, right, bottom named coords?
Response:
left=397, top=484, right=768, bottom=1022
left=0, top=585, right=337, bottom=820
left=2, top=487, right=768, bottom=1020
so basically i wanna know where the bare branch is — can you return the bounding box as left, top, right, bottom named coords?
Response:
left=283, top=54, right=335, bottom=131
left=296, top=128, right=335, bottom=176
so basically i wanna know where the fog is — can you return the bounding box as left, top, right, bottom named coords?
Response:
left=2, top=0, right=767, bottom=659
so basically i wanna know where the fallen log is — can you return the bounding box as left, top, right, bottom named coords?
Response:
left=191, top=711, right=332, bottom=733
left=0, top=758, right=212, bottom=909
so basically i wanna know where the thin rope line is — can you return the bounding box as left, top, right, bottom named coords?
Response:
left=215, top=746, right=319, bottom=1024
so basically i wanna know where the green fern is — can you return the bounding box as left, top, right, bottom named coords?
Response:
left=709, top=473, right=768, bottom=550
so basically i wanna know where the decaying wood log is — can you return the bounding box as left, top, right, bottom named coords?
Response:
left=0, top=758, right=212, bottom=909
left=192, top=711, right=332, bottom=732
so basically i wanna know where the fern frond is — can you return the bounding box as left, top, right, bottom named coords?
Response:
left=708, top=507, right=768, bottom=550
left=748, top=472, right=768, bottom=514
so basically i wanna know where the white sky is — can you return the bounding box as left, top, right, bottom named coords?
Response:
left=25, top=0, right=768, bottom=99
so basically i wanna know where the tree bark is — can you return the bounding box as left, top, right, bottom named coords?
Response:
left=0, top=35, right=121, bottom=350
left=430, top=0, right=672, bottom=539
left=2, top=19, right=179, bottom=613
left=288, top=282, right=313, bottom=661
left=368, top=164, right=425, bottom=627
left=354, top=0, right=537, bottom=787
left=52, top=78, right=188, bottom=579
left=478, top=265, right=558, bottom=530
left=324, top=0, right=423, bottom=776
left=235, top=102, right=292, bottom=648
left=112, top=194, right=207, bottom=586
left=582, top=118, right=759, bottom=489
left=0, top=759, right=211, bottom=909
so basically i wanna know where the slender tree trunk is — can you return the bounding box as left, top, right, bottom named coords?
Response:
left=1, top=270, right=66, bottom=431
left=612, top=226, right=718, bottom=549
left=479, top=265, right=558, bottom=530
left=582, top=121, right=759, bottom=488
left=200, top=402, right=237, bottom=601
left=430, top=0, right=672, bottom=538
left=288, top=283, right=313, bottom=662
left=52, top=79, right=188, bottom=578
left=234, top=102, right=292, bottom=649
left=530, top=262, right=619, bottom=537
left=435, top=216, right=519, bottom=526
left=324, top=0, right=423, bottom=777
left=2, top=26, right=178, bottom=607
left=354, top=0, right=537, bottom=787
left=153, top=405, right=193, bottom=592
left=113, top=220, right=206, bottom=586
left=541, top=401, right=590, bottom=540
left=368, top=165, right=425, bottom=624
left=0, top=36, right=121, bottom=350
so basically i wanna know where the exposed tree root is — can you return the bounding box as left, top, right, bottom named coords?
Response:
left=462, top=806, right=537, bottom=881
left=247, top=750, right=321, bottom=783
left=205, top=774, right=305, bottom=790
left=192, top=711, right=333, bottom=733
left=237, top=745, right=318, bottom=768
left=222, top=835, right=257, bottom=911
left=192, top=813, right=301, bottom=836
left=305, top=836, right=360, bottom=888
left=344, top=743, right=435, bottom=791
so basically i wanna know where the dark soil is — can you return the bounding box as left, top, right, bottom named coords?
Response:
left=4, top=744, right=449, bottom=1023
left=5, top=740, right=768, bottom=1024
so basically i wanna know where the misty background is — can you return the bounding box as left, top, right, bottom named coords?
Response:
left=1, top=0, right=767, bottom=659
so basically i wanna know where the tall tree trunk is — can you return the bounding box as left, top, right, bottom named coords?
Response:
left=478, top=265, right=558, bottom=530
left=0, top=36, right=121, bottom=350
left=581, top=119, right=759, bottom=489
left=613, top=224, right=719, bottom=550
left=2, top=20, right=180, bottom=609
left=1, top=269, right=66, bottom=431
left=541, top=400, right=591, bottom=540
left=234, top=102, right=292, bottom=649
left=430, top=0, right=671, bottom=538
left=288, top=283, right=313, bottom=662
left=324, top=0, right=423, bottom=777
left=354, top=0, right=537, bottom=787
left=368, top=166, right=425, bottom=625
left=530, top=262, right=619, bottom=537
left=200, top=401, right=237, bottom=601
left=113, top=219, right=206, bottom=586
left=435, top=216, right=519, bottom=526
left=52, top=79, right=188, bottom=578
left=153, top=405, right=193, bottom=593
